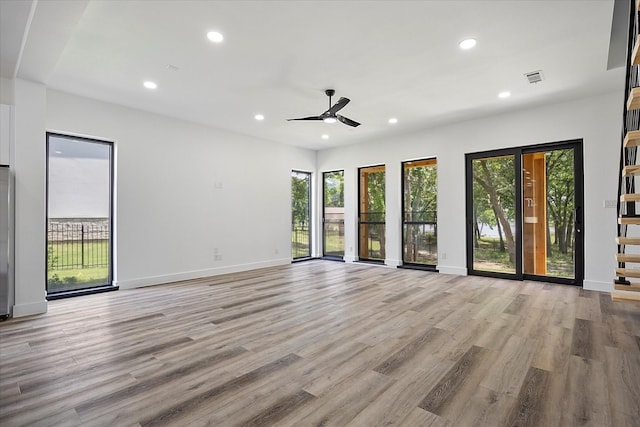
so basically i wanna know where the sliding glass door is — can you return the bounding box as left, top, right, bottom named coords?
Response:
left=466, top=141, right=583, bottom=284
left=323, top=171, right=344, bottom=259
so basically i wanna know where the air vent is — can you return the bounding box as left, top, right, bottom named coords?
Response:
left=524, top=70, right=544, bottom=84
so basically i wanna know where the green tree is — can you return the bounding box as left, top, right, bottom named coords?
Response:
left=324, top=171, right=344, bottom=208
left=366, top=171, right=385, bottom=218
left=404, top=163, right=437, bottom=261
left=473, top=157, right=516, bottom=263
left=546, top=150, right=574, bottom=254
left=362, top=169, right=385, bottom=258
left=291, top=172, right=310, bottom=227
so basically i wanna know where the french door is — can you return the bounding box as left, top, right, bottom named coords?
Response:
left=465, top=140, right=583, bottom=285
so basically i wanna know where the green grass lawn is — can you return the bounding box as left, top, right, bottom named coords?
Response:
left=47, top=267, right=110, bottom=292
left=48, top=240, right=110, bottom=291
left=292, top=229, right=310, bottom=258
left=474, top=236, right=574, bottom=278
left=324, top=229, right=344, bottom=256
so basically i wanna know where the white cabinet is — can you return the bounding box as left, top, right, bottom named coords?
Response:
left=0, top=104, right=12, bottom=165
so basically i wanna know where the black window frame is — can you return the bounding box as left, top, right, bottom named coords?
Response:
left=322, top=170, right=345, bottom=260
left=401, top=158, right=438, bottom=271
left=45, top=132, right=116, bottom=299
left=291, top=170, right=312, bottom=261
left=358, top=164, right=386, bottom=263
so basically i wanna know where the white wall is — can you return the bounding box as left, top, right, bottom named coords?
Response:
left=45, top=90, right=316, bottom=290
left=9, top=82, right=625, bottom=318
left=317, top=91, right=624, bottom=291
left=13, top=79, right=48, bottom=317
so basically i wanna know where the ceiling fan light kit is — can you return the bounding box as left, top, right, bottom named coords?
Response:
left=288, top=89, right=361, bottom=127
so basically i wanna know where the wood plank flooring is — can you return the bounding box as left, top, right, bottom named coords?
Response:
left=1, top=261, right=639, bottom=426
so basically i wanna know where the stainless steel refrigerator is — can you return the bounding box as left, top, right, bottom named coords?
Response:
left=0, top=165, right=12, bottom=318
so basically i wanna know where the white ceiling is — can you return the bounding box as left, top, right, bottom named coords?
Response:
left=0, top=0, right=624, bottom=150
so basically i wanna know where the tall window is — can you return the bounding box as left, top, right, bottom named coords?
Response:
left=291, top=170, right=311, bottom=259
left=359, top=165, right=385, bottom=261
left=46, top=133, right=114, bottom=296
left=323, top=171, right=344, bottom=258
left=402, top=159, right=438, bottom=266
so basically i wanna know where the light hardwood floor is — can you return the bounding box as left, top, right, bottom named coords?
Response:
left=1, top=261, right=639, bottom=426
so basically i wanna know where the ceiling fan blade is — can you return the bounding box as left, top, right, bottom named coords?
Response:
left=337, top=114, right=361, bottom=127
left=325, top=97, right=350, bottom=115
left=287, top=116, right=323, bottom=121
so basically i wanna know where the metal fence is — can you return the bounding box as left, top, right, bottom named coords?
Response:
left=292, top=224, right=310, bottom=258
left=47, top=219, right=109, bottom=270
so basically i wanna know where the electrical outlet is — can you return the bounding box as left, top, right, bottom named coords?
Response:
left=441, top=252, right=447, bottom=260
left=603, top=199, right=616, bottom=209
left=214, top=254, right=222, bottom=261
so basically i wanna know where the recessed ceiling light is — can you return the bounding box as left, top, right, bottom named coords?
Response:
left=388, top=118, right=398, bottom=124
left=459, top=38, right=477, bottom=50
left=143, top=81, right=157, bottom=89
left=207, top=31, right=224, bottom=43
left=321, top=134, right=329, bottom=140
left=498, top=91, right=511, bottom=99
left=323, top=117, right=337, bottom=124
left=254, top=114, right=264, bottom=121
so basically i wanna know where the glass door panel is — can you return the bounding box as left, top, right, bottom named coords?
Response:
left=323, top=171, right=344, bottom=258
left=470, top=155, right=517, bottom=274
left=291, top=171, right=311, bottom=259
left=359, top=165, right=385, bottom=261
left=523, top=148, right=575, bottom=279
left=402, top=159, right=438, bottom=266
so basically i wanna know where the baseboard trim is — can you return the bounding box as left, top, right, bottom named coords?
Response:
left=437, top=265, right=467, bottom=276
left=115, top=258, right=292, bottom=289
left=582, top=280, right=612, bottom=293
left=385, top=259, right=402, bottom=268
left=12, top=300, right=48, bottom=318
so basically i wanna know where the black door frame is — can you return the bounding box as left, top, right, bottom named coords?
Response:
left=465, top=139, right=584, bottom=286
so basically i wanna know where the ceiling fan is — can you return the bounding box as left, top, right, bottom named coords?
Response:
left=287, top=89, right=361, bottom=127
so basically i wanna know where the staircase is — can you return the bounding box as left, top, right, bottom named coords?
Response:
left=615, top=0, right=640, bottom=302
